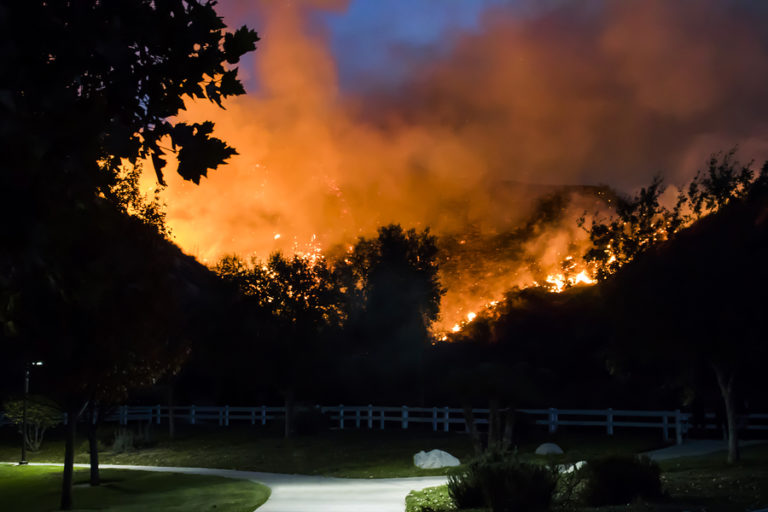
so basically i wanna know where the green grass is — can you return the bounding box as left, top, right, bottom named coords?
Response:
left=0, top=425, right=668, bottom=478
left=0, top=426, right=479, bottom=478
left=2, top=425, right=673, bottom=478
left=0, top=464, right=269, bottom=511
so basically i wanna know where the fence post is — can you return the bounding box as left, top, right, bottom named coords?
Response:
left=218, top=407, right=223, bottom=426
left=355, top=407, right=361, bottom=428
left=606, top=408, right=614, bottom=436
left=402, top=406, right=409, bottom=429
left=225, top=405, right=230, bottom=427
left=262, top=405, right=267, bottom=426
left=548, top=407, right=558, bottom=434
left=662, top=414, right=669, bottom=441
left=121, top=406, right=127, bottom=425
left=444, top=406, right=450, bottom=433
left=157, top=404, right=162, bottom=425
left=432, top=407, right=438, bottom=432
left=368, top=404, right=373, bottom=429
left=380, top=407, right=385, bottom=430
left=675, top=409, right=683, bottom=445
left=190, top=405, right=196, bottom=425
left=251, top=407, right=256, bottom=425
left=339, top=404, right=345, bottom=430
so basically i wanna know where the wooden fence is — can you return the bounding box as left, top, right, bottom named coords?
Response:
left=4, top=405, right=767, bottom=445
left=98, top=405, right=768, bottom=445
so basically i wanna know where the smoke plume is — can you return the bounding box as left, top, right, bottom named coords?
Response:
left=151, top=0, right=768, bottom=330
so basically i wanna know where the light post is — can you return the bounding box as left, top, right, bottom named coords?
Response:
left=19, top=361, right=43, bottom=466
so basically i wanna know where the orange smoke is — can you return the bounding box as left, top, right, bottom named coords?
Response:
left=151, top=0, right=768, bottom=328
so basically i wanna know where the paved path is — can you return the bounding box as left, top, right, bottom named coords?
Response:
left=2, top=462, right=446, bottom=512
left=643, top=439, right=767, bottom=461
left=6, top=441, right=767, bottom=511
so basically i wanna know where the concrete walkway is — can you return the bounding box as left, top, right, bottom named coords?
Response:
left=2, top=462, right=447, bottom=512
left=642, top=439, right=767, bottom=461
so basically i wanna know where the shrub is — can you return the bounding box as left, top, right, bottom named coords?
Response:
left=112, top=422, right=156, bottom=453
left=580, top=455, right=662, bottom=506
left=405, top=485, right=457, bottom=512
left=447, top=465, right=485, bottom=509
left=449, top=450, right=557, bottom=512
left=2, top=395, right=62, bottom=451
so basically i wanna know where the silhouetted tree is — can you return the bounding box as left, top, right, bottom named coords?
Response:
left=215, top=253, right=345, bottom=437
left=334, top=225, right=444, bottom=402
left=594, top=153, right=768, bottom=464
left=582, top=149, right=759, bottom=280
left=0, top=2, right=258, bottom=508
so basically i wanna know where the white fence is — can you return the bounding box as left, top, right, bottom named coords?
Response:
left=4, top=405, right=767, bottom=445
left=94, top=405, right=768, bottom=445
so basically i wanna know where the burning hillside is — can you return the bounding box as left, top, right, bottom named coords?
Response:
left=142, top=0, right=768, bottom=336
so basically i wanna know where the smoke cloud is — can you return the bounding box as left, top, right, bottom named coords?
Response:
left=152, top=0, right=768, bottom=329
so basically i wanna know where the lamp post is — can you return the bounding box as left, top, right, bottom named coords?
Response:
left=19, top=361, right=43, bottom=466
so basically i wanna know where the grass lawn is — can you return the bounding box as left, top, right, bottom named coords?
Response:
left=0, top=424, right=668, bottom=478
left=0, top=464, right=269, bottom=512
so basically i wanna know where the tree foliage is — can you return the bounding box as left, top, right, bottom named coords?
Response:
left=336, top=224, right=444, bottom=348
left=103, top=162, right=171, bottom=239
left=2, top=396, right=62, bottom=451
left=0, top=0, right=259, bottom=192
left=0, top=3, right=256, bottom=505
left=582, top=149, right=766, bottom=279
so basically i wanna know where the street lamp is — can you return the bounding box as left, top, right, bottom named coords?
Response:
left=19, top=361, right=43, bottom=466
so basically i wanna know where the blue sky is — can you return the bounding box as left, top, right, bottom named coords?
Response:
left=317, top=0, right=508, bottom=90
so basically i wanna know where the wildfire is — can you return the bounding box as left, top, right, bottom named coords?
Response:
left=543, top=268, right=597, bottom=293
left=436, top=254, right=601, bottom=341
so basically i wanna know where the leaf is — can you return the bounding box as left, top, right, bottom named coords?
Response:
left=172, top=122, right=237, bottom=184
left=205, top=80, right=222, bottom=107
left=223, top=26, right=259, bottom=64
left=151, top=151, right=168, bottom=187
left=220, top=69, right=246, bottom=97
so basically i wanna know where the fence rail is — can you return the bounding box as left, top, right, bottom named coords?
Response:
left=4, top=405, right=766, bottom=446
left=98, top=405, right=768, bottom=445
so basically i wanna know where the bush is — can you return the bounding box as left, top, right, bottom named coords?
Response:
left=580, top=455, right=662, bottom=506
left=2, top=395, right=62, bottom=451
left=405, top=485, right=457, bottom=512
left=448, top=450, right=557, bottom=512
left=447, top=465, right=485, bottom=509
left=112, top=422, right=156, bottom=453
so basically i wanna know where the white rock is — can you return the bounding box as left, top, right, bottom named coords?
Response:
left=534, top=442, right=564, bottom=455
left=413, top=449, right=461, bottom=469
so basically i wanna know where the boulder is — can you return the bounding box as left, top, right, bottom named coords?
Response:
left=413, top=449, right=461, bottom=469
left=534, top=442, right=564, bottom=455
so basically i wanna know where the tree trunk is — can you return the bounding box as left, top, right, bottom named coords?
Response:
left=714, top=365, right=740, bottom=464
left=488, top=399, right=500, bottom=452
left=284, top=390, right=295, bottom=439
left=88, top=403, right=100, bottom=486
left=501, top=408, right=515, bottom=453
left=60, top=408, right=78, bottom=510
left=168, top=383, right=175, bottom=441
left=462, top=403, right=483, bottom=455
